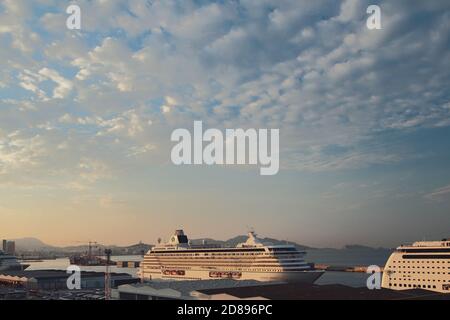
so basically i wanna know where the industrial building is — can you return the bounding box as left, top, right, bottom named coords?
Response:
left=112, top=279, right=271, bottom=300
left=0, top=270, right=139, bottom=290
left=2, top=240, right=15, bottom=255
left=112, top=280, right=450, bottom=300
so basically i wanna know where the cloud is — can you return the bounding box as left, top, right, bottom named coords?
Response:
left=127, top=144, right=156, bottom=158
left=98, top=195, right=127, bottom=209
left=15, top=68, right=73, bottom=100
left=0, top=0, right=449, bottom=183
left=38, top=68, right=73, bottom=99
left=0, top=0, right=40, bottom=53
left=77, top=157, right=113, bottom=185
left=0, top=132, right=45, bottom=175
left=424, top=185, right=450, bottom=202
left=58, top=109, right=152, bottom=138
left=18, top=70, right=47, bottom=99
left=96, top=110, right=151, bottom=138
left=161, top=105, right=171, bottom=114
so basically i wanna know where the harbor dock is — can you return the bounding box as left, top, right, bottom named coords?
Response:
left=314, top=264, right=384, bottom=273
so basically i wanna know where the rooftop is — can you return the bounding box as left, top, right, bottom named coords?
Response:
left=0, top=269, right=132, bottom=280
left=116, top=280, right=450, bottom=300
left=198, top=283, right=450, bottom=300
left=117, top=279, right=276, bottom=299
left=132, top=279, right=271, bottom=292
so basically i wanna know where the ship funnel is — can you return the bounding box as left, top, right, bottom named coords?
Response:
left=168, top=229, right=189, bottom=245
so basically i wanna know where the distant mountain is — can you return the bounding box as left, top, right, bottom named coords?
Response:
left=52, top=243, right=152, bottom=255
left=13, top=237, right=56, bottom=251
left=195, top=236, right=393, bottom=267
left=13, top=239, right=152, bottom=255
left=125, top=242, right=152, bottom=252
left=343, top=244, right=392, bottom=251
left=12, top=235, right=391, bottom=258
left=191, top=235, right=312, bottom=250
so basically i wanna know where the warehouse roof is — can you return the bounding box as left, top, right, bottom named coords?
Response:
left=198, top=283, right=450, bottom=300
left=116, top=279, right=276, bottom=299
left=0, top=269, right=132, bottom=280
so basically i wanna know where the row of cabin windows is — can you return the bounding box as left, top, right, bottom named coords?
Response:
left=148, top=255, right=301, bottom=259
left=391, top=270, right=450, bottom=275
left=393, top=260, right=450, bottom=264
left=392, top=261, right=450, bottom=269
left=390, top=264, right=449, bottom=269
left=152, top=252, right=299, bottom=257
left=390, top=277, right=449, bottom=283
left=146, top=264, right=304, bottom=268
left=389, top=283, right=437, bottom=289
left=144, top=267, right=284, bottom=272
left=145, top=269, right=305, bottom=273
left=145, top=259, right=302, bottom=264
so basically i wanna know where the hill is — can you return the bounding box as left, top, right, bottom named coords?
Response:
left=13, top=237, right=56, bottom=251
left=190, top=235, right=312, bottom=250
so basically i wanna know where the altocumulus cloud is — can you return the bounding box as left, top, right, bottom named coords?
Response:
left=0, top=0, right=449, bottom=187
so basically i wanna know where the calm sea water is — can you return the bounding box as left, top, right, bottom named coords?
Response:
left=26, top=249, right=392, bottom=288
left=305, top=248, right=391, bottom=267
left=306, top=248, right=392, bottom=287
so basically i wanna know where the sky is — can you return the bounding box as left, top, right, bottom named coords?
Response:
left=0, top=0, right=450, bottom=248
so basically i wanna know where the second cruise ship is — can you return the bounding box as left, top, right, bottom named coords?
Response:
left=0, top=251, right=27, bottom=271
left=382, top=238, right=450, bottom=293
left=139, top=230, right=323, bottom=283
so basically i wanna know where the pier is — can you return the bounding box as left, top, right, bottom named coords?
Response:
left=314, top=264, right=385, bottom=273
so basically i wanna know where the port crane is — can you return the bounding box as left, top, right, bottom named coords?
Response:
left=87, top=241, right=98, bottom=258
left=74, top=241, right=98, bottom=257
left=69, top=241, right=114, bottom=266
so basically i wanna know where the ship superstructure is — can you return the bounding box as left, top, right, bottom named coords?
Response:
left=382, top=238, right=450, bottom=293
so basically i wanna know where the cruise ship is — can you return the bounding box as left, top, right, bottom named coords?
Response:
left=139, top=230, right=324, bottom=283
left=0, top=251, right=27, bottom=271
left=382, top=238, right=450, bottom=293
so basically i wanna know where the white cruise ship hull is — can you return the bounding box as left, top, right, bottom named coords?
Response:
left=140, top=229, right=324, bottom=285
left=142, top=269, right=324, bottom=283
